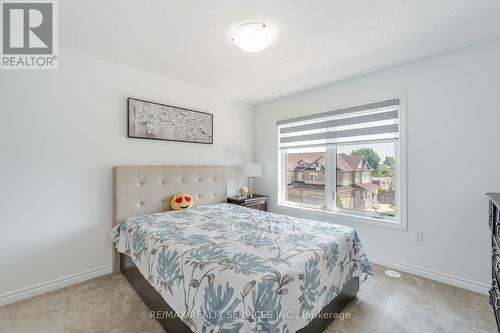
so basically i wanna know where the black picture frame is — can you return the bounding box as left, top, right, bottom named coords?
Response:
left=127, top=97, right=214, bottom=144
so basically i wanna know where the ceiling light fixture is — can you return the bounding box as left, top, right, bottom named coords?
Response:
left=231, top=22, right=278, bottom=53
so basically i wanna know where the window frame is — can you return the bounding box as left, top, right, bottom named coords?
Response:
left=276, top=96, right=407, bottom=231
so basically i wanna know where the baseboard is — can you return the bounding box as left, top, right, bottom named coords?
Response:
left=367, top=254, right=490, bottom=295
left=0, top=265, right=112, bottom=307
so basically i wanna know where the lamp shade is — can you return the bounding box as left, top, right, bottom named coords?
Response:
left=244, top=163, right=262, bottom=177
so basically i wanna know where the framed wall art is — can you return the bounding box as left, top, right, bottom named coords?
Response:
left=127, top=97, right=213, bottom=144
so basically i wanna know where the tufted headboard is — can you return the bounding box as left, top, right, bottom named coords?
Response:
left=112, top=165, right=227, bottom=272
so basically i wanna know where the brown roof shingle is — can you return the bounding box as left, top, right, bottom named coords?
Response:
left=288, top=152, right=371, bottom=172
left=287, top=152, right=324, bottom=170
left=337, top=153, right=370, bottom=172
left=355, top=183, right=379, bottom=190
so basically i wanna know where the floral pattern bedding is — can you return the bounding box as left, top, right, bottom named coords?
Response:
left=111, top=203, right=372, bottom=333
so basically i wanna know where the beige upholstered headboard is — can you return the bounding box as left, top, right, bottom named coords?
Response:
left=112, top=165, right=227, bottom=272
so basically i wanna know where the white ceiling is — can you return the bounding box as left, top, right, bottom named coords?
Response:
left=61, top=0, right=500, bottom=105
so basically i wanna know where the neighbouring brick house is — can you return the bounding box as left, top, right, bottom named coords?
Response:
left=373, top=176, right=396, bottom=205
left=287, top=153, right=326, bottom=205
left=287, top=152, right=379, bottom=209
left=336, top=153, right=379, bottom=209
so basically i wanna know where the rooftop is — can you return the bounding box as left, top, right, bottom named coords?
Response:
left=288, top=152, right=372, bottom=172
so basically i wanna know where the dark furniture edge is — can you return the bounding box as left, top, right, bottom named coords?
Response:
left=227, top=194, right=269, bottom=202
left=120, top=253, right=358, bottom=333
left=487, top=193, right=500, bottom=210
left=488, top=194, right=500, bottom=332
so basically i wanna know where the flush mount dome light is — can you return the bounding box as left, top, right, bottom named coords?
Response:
left=231, top=22, right=278, bottom=53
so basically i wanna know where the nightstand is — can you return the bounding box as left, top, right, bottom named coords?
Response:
left=227, top=194, right=268, bottom=211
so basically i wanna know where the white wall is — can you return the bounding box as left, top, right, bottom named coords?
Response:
left=254, top=39, right=500, bottom=292
left=1, top=38, right=498, bottom=305
left=0, top=46, right=253, bottom=302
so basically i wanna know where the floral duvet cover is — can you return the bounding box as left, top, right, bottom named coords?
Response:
left=111, top=203, right=372, bottom=333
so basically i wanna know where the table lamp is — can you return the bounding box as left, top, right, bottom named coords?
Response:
left=244, top=163, right=262, bottom=198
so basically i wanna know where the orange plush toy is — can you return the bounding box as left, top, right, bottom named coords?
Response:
left=170, top=193, right=193, bottom=210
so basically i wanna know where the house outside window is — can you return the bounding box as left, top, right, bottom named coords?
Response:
left=277, top=98, right=406, bottom=228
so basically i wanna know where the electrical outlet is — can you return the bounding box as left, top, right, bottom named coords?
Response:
left=414, top=231, right=424, bottom=242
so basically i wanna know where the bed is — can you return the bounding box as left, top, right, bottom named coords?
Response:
left=111, top=166, right=372, bottom=333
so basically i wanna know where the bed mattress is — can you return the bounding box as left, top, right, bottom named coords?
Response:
left=111, top=203, right=372, bottom=333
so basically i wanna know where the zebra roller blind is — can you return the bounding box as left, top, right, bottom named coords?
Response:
left=277, top=99, right=400, bottom=149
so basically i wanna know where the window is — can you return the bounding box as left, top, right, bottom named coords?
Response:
left=277, top=99, right=405, bottom=227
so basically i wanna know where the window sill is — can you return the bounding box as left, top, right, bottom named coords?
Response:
left=276, top=202, right=407, bottom=231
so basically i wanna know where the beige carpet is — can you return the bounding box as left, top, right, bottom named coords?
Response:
left=0, top=264, right=495, bottom=333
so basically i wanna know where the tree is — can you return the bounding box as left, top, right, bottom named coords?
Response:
left=383, top=168, right=395, bottom=178
left=336, top=193, right=343, bottom=208
left=384, top=156, right=395, bottom=167
left=351, top=148, right=381, bottom=170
